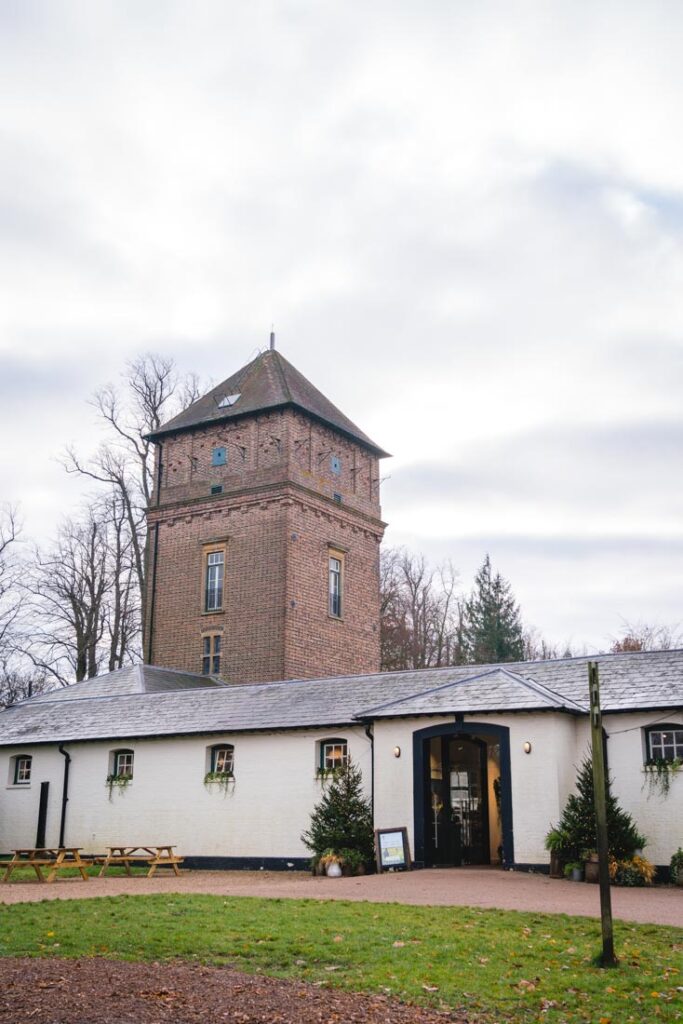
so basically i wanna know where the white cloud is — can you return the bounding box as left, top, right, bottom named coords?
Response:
left=0, top=0, right=682, bottom=648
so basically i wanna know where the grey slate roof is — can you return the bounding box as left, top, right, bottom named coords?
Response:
left=360, top=668, right=586, bottom=717
left=25, top=664, right=229, bottom=703
left=146, top=349, right=389, bottom=457
left=0, top=650, right=681, bottom=748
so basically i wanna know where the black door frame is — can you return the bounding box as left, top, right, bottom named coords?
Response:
left=412, top=722, right=514, bottom=869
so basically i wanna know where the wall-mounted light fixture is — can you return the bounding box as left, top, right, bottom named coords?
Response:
left=523, top=741, right=532, bottom=754
left=393, top=746, right=401, bottom=758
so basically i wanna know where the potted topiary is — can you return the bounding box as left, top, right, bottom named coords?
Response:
left=670, top=848, right=683, bottom=885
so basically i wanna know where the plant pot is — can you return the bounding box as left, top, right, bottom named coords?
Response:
left=584, top=858, right=599, bottom=884
left=325, top=861, right=342, bottom=878
left=549, top=852, right=563, bottom=879
left=570, top=866, right=584, bottom=882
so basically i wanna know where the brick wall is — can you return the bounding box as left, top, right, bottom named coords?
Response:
left=145, top=410, right=386, bottom=683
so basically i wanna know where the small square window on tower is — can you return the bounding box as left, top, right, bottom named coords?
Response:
left=212, top=446, right=227, bottom=466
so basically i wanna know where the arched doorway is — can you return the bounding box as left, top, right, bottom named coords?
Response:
left=412, top=723, right=514, bottom=868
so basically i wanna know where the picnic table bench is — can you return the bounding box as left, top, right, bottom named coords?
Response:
left=98, top=845, right=184, bottom=877
left=2, top=848, right=92, bottom=883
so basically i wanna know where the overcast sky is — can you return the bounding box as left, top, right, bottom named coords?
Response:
left=1, top=1, right=682, bottom=651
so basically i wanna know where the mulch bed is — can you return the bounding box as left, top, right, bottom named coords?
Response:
left=0, top=957, right=465, bottom=1023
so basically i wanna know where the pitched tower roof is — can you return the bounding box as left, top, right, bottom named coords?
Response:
left=147, top=349, right=389, bottom=457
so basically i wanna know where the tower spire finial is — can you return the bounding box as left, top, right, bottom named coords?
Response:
left=269, top=326, right=275, bottom=351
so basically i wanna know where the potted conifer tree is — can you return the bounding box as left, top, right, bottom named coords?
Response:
left=546, top=756, right=647, bottom=881
left=302, top=758, right=374, bottom=877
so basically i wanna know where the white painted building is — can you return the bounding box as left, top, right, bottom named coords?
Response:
left=1, top=655, right=681, bottom=872
left=1, top=349, right=681, bottom=873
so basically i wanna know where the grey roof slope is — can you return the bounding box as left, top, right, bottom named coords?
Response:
left=360, top=667, right=586, bottom=717
left=0, top=650, right=681, bottom=748
left=25, top=665, right=229, bottom=703
left=146, top=349, right=389, bottom=457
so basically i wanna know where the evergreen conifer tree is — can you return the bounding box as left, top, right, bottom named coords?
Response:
left=460, top=554, right=524, bottom=663
left=551, top=756, right=646, bottom=864
left=302, top=759, right=374, bottom=863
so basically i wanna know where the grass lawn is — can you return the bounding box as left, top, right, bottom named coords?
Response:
left=0, top=894, right=680, bottom=1023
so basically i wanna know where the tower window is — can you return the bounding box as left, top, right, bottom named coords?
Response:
left=328, top=551, right=343, bottom=618
left=202, top=634, right=222, bottom=674
left=205, top=550, right=225, bottom=611
left=212, top=447, right=227, bottom=466
left=331, top=455, right=341, bottom=475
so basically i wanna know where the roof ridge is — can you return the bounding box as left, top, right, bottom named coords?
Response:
left=356, top=665, right=588, bottom=718
left=271, top=350, right=293, bottom=403
left=357, top=667, right=512, bottom=716
left=497, top=667, right=586, bottom=712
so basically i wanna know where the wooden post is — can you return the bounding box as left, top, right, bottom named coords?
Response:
left=588, top=661, right=618, bottom=967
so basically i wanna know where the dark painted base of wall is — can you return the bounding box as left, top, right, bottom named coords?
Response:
left=183, top=856, right=310, bottom=871
left=178, top=857, right=673, bottom=882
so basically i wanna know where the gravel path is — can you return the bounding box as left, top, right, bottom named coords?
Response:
left=2, top=867, right=681, bottom=926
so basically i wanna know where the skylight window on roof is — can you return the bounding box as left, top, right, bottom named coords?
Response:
left=218, top=392, right=241, bottom=408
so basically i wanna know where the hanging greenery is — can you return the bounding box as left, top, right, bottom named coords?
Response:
left=105, top=773, right=132, bottom=798
left=643, top=757, right=682, bottom=799
left=203, top=770, right=234, bottom=791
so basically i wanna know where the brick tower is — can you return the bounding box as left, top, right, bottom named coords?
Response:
left=143, top=343, right=388, bottom=683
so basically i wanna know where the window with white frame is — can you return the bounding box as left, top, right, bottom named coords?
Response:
left=646, top=725, right=683, bottom=763
left=328, top=552, right=343, bottom=618
left=211, top=744, right=234, bottom=775
left=113, top=749, right=134, bottom=778
left=319, top=738, right=348, bottom=772
left=13, top=754, right=32, bottom=785
left=202, top=634, right=221, bottom=674
left=205, top=549, right=225, bottom=612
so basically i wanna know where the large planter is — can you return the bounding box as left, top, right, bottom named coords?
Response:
left=325, top=861, right=342, bottom=878
left=569, top=866, right=584, bottom=882
left=549, top=852, right=563, bottom=879
left=584, top=854, right=599, bottom=884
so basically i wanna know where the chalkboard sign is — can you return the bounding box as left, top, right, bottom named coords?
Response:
left=375, top=827, right=411, bottom=872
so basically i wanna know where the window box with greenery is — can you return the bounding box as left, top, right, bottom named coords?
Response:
left=316, top=738, right=348, bottom=780
left=106, top=749, right=133, bottom=797
left=643, top=726, right=683, bottom=798
left=204, top=744, right=235, bottom=791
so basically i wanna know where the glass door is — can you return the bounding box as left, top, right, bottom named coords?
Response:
left=425, top=735, right=490, bottom=866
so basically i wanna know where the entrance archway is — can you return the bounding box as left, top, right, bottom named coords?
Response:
left=412, top=722, right=514, bottom=868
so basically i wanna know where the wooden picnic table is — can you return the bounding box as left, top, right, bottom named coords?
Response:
left=2, top=848, right=92, bottom=884
left=98, top=845, right=184, bottom=878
